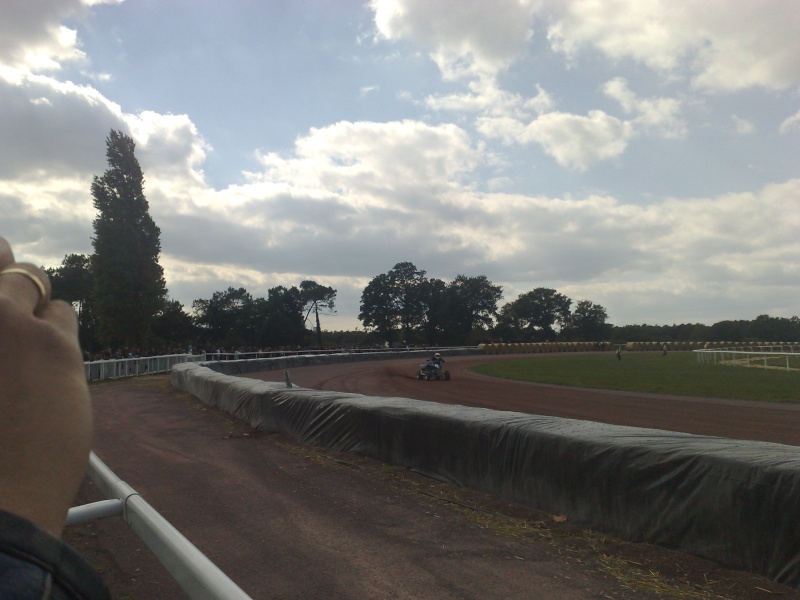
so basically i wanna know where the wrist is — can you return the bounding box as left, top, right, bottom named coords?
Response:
left=0, top=508, right=109, bottom=599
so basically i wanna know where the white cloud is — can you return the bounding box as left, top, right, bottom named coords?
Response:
left=149, top=116, right=799, bottom=326
left=5, top=75, right=797, bottom=325
left=546, top=0, right=696, bottom=72
left=0, top=0, right=120, bottom=75
left=546, top=0, right=800, bottom=92
left=426, top=78, right=662, bottom=171
left=658, top=181, right=800, bottom=272
left=469, top=79, right=685, bottom=169
left=370, top=0, right=790, bottom=174
left=731, top=115, right=756, bottom=135
left=0, top=3, right=83, bottom=72
left=479, top=109, right=633, bottom=170
left=251, top=120, right=479, bottom=206
left=371, top=0, right=538, bottom=79
left=0, top=73, right=124, bottom=178
left=81, top=0, right=123, bottom=6
left=487, top=179, right=800, bottom=323
left=426, top=78, right=553, bottom=119
left=81, top=70, right=113, bottom=82
left=127, top=111, right=211, bottom=185
left=422, top=77, right=685, bottom=171
left=603, top=77, right=686, bottom=139
left=780, top=109, right=800, bottom=134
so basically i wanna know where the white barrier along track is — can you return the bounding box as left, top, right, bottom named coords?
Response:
left=67, top=452, right=252, bottom=600
left=694, top=345, right=800, bottom=371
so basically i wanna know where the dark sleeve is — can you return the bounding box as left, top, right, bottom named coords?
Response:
left=0, top=510, right=110, bottom=600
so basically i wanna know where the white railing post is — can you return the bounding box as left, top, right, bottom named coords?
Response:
left=693, top=345, right=799, bottom=372
left=73, top=453, right=253, bottom=600
left=66, top=499, right=123, bottom=525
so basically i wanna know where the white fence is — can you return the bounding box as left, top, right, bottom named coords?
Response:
left=84, top=353, right=207, bottom=381
left=84, top=346, right=468, bottom=382
left=693, top=345, right=800, bottom=372
left=67, top=453, right=252, bottom=599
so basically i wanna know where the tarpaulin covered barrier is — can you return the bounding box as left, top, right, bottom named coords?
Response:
left=171, top=361, right=800, bottom=588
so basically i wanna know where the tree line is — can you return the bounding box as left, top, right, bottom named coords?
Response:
left=357, top=269, right=800, bottom=345
left=611, top=315, right=800, bottom=344
left=46, top=130, right=799, bottom=357
left=358, top=262, right=611, bottom=345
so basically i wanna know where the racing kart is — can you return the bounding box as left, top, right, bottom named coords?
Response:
left=416, top=361, right=451, bottom=381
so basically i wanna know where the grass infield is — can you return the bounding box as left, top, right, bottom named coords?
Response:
left=470, top=351, right=800, bottom=404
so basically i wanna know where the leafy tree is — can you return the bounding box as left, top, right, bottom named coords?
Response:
left=47, top=253, right=96, bottom=350
left=48, top=253, right=92, bottom=308
left=359, top=273, right=397, bottom=343
left=707, top=319, right=749, bottom=342
left=499, top=287, right=572, bottom=341
left=420, top=277, right=448, bottom=344
left=192, top=287, right=253, bottom=348
left=152, top=300, right=197, bottom=348
left=564, top=300, right=611, bottom=341
left=447, top=275, right=502, bottom=341
left=359, top=264, right=504, bottom=344
left=359, top=262, right=428, bottom=343
left=91, top=130, right=167, bottom=348
left=435, top=275, right=502, bottom=344
left=785, top=316, right=800, bottom=341
left=261, top=286, right=306, bottom=347
left=610, top=323, right=670, bottom=342
left=748, top=314, right=792, bottom=342
left=300, top=280, right=336, bottom=347
left=608, top=316, right=800, bottom=344
left=389, top=262, right=428, bottom=341
left=489, top=307, right=516, bottom=343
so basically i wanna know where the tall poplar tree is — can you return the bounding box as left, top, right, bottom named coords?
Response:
left=91, top=130, right=167, bottom=348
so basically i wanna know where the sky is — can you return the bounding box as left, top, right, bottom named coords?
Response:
left=1, top=0, right=798, bottom=332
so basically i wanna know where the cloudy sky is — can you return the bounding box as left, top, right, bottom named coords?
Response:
left=2, top=0, right=798, bottom=332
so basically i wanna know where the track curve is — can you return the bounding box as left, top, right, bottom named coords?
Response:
left=247, top=353, right=800, bottom=446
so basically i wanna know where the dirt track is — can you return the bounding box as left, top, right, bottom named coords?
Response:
left=66, top=354, right=800, bottom=599
left=248, top=353, right=800, bottom=445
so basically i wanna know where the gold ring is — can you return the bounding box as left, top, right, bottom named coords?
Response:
left=0, top=267, right=48, bottom=311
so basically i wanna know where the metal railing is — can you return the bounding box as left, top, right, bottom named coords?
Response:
left=67, top=453, right=252, bottom=600
left=84, top=346, right=474, bottom=382
left=694, top=345, right=800, bottom=372
left=84, top=354, right=206, bottom=382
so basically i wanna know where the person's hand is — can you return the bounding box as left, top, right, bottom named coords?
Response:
left=0, top=237, right=92, bottom=537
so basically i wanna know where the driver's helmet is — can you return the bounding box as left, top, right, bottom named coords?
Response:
left=434, top=353, right=441, bottom=359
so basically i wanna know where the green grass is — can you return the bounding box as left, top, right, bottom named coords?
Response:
left=471, top=352, right=800, bottom=403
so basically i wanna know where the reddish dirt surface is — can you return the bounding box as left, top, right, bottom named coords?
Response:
left=64, top=354, right=800, bottom=599
left=247, top=354, right=800, bottom=446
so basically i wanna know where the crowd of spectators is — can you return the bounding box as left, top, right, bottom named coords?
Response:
left=81, top=342, right=417, bottom=363
left=83, top=346, right=192, bottom=362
